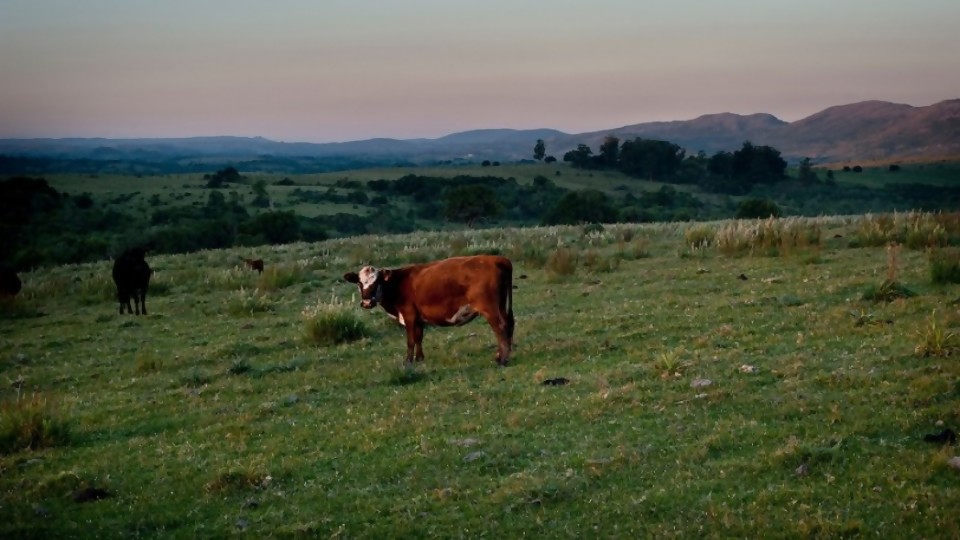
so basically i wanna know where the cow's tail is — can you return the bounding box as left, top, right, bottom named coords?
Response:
left=500, top=259, right=514, bottom=343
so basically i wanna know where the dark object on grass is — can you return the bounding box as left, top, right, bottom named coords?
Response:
left=542, top=377, right=569, bottom=386
left=923, top=428, right=957, bottom=445
left=112, top=247, right=151, bottom=315
left=240, top=256, right=264, bottom=274
left=73, top=487, right=112, bottom=503
left=737, top=273, right=748, bottom=281
left=0, top=267, right=21, bottom=297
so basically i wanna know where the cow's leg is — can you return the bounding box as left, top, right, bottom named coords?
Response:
left=139, top=290, right=147, bottom=315
left=413, top=321, right=425, bottom=362
left=480, top=310, right=511, bottom=365
left=404, top=322, right=418, bottom=364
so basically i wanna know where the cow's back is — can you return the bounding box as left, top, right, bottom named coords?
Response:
left=404, top=255, right=511, bottom=322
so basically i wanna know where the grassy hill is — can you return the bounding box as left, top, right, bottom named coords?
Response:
left=2, top=214, right=960, bottom=537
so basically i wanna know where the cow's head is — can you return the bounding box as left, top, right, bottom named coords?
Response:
left=343, top=266, right=392, bottom=309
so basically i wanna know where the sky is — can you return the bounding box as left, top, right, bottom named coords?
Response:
left=1, top=0, right=958, bottom=143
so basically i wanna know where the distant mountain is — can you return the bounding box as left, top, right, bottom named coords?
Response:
left=1, top=100, right=957, bottom=167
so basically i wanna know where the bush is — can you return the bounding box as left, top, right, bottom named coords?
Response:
left=929, top=248, right=960, bottom=284
left=224, top=287, right=275, bottom=316
left=0, top=393, right=72, bottom=454
left=302, top=299, right=369, bottom=346
left=736, top=198, right=782, bottom=219
left=545, top=248, right=577, bottom=280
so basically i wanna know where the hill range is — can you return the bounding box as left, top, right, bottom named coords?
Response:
left=1, top=99, right=958, bottom=167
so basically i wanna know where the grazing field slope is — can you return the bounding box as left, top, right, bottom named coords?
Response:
left=2, top=217, right=960, bottom=538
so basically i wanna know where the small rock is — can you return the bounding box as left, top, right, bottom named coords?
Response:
left=690, top=378, right=712, bottom=389
left=285, top=395, right=299, bottom=405
left=948, top=456, right=960, bottom=471
left=236, top=518, right=249, bottom=530
left=463, top=451, right=485, bottom=463
left=795, top=463, right=809, bottom=476
left=739, top=364, right=758, bottom=374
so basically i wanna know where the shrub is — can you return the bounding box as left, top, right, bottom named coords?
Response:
left=715, top=217, right=821, bottom=257
left=257, top=264, right=307, bottom=291
left=224, top=287, right=275, bottom=316
left=929, top=247, right=960, bottom=284
left=736, top=198, right=782, bottom=219
left=914, top=310, right=957, bottom=358
left=545, top=248, right=577, bottom=280
left=861, top=280, right=916, bottom=303
left=0, top=393, right=72, bottom=454
left=684, top=225, right=715, bottom=249
left=302, top=299, right=369, bottom=346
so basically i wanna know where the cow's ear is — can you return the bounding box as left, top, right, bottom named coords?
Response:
left=381, top=269, right=393, bottom=281
left=343, top=272, right=360, bottom=284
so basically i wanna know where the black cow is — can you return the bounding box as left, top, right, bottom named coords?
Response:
left=112, top=248, right=151, bottom=315
left=0, top=267, right=21, bottom=298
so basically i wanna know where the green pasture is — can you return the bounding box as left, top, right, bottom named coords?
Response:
left=2, top=217, right=959, bottom=538
left=819, top=161, right=960, bottom=188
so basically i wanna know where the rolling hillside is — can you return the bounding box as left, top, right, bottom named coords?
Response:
left=1, top=100, right=958, bottom=167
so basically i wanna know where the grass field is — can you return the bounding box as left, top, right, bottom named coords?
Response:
left=2, top=215, right=959, bottom=538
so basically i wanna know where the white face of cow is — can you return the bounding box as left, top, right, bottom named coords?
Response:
left=344, top=265, right=382, bottom=309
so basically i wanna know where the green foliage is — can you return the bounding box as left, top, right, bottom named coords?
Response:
left=533, top=139, right=546, bottom=161
left=0, top=394, right=72, bottom=454
left=444, top=185, right=503, bottom=224
left=736, top=198, right=783, bottom=219
left=203, top=166, right=242, bottom=188
left=618, top=138, right=685, bottom=180
left=929, top=247, right=960, bottom=284
left=542, top=190, right=618, bottom=225
left=302, top=299, right=369, bottom=346
left=861, top=279, right=916, bottom=302
left=224, top=287, right=275, bottom=316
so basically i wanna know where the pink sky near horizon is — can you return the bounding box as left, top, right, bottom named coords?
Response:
left=1, top=0, right=958, bottom=143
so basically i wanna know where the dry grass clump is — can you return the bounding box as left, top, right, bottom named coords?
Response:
left=913, top=310, right=958, bottom=358
left=714, top=217, right=821, bottom=257
left=684, top=224, right=715, bottom=250
left=224, top=287, right=275, bottom=316
left=854, top=211, right=960, bottom=249
left=545, top=247, right=578, bottom=280
left=0, top=393, right=72, bottom=454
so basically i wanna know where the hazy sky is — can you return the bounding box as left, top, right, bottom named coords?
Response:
left=2, top=0, right=958, bottom=142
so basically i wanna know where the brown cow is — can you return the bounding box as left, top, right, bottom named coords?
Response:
left=343, top=255, right=514, bottom=365
left=240, top=257, right=264, bottom=274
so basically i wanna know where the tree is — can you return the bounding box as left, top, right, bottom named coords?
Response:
left=599, top=136, right=619, bottom=167
left=618, top=138, right=685, bottom=180
left=541, top=189, right=618, bottom=225
left=736, top=198, right=782, bottom=219
left=562, top=144, right=595, bottom=169
left=444, top=185, right=503, bottom=224
left=251, top=179, right=270, bottom=208
left=797, top=157, right=819, bottom=184
left=533, top=139, right=546, bottom=161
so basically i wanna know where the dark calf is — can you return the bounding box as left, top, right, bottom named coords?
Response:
left=112, top=248, right=152, bottom=315
left=240, top=257, right=264, bottom=274
left=0, top=267, right=21, bottom=298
